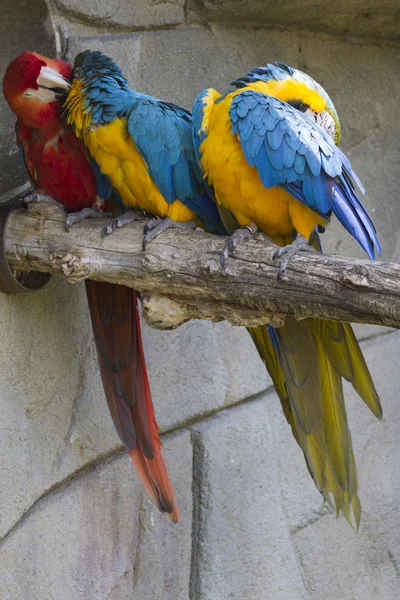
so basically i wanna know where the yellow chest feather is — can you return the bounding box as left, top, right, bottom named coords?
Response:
left=200, top=90, right=325, bottom=244
left=84, top=118, right=194, bottom=222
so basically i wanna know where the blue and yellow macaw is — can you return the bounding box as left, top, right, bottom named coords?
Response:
left=64, top=50, right=224, bottom=243
left=62, top=49, right=226, bottom=519
left=192, top=63, right=382, bottom=528
left=64, top=52, right=381, bottom=528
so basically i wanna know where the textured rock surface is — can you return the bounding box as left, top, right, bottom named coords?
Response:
left=191, top=399, right=309, bottom=600
left=188, top=0, right=400, bottom=41
left=142, top=319, right=270, bottom=431
left=0, top=0, right=56, bottom=194
left=66, top=29, right=247, bottom=109
left=290, top=330, right=400, bottom=600
left=192, top=331, right=400, bottom=600
left=55, top=0, right=185, bottom=29
left=0, top=431, right=192, bottom=600
left=0, top=278, right=268, bottom=540
left=0, top=279, right=117, bottom=539
left=1, top=2, right=400, bottom=598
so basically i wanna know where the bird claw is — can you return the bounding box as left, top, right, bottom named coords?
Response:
left=273, top=234, right=317, bottom=280
left=220, top=225, right=256, bottom=272
left=142, top=217, right=196, bottom=250
left=143, top=218, right=161, bottom=233
left=24, top=193, right=58, bottom=206
left=65, top=207, right=112, bottom=231
left=101, top=210, right=137, bottom=238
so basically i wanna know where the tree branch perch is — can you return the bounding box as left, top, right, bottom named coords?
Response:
left=3, top=201, right=400, bottom=329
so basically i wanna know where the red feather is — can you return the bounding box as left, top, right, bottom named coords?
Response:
left=86, top=281, right=179, bottom=522
left=17, top=120, right=96, bottom=211
left=3, top=52, right=73, bottom=129
left=4, top=52, right=179, bottom=521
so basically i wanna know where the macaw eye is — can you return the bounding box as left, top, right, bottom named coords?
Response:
left=287, top=99, right=309, bottom=113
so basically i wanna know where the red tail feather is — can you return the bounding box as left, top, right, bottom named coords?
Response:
left=85, top=280, right=179, bottom=522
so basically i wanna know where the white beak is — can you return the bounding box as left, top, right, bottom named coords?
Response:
left=37, top=66, right=71, bottom=93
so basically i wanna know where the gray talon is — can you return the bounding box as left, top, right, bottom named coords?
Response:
left=65, top=207, right=111, bottom=231
left=220, top=225, right=256, bottom=272
left=142, top=217, right=196, bottom=250
left=273, top=233, right=317, bottom=280
left=101, top=210, right=137, bottom=238
left=143, top=218, right=161, bottom=233
left=101, top=219, right=117, bottom=238
left=23, top=193, right=40, bottom=204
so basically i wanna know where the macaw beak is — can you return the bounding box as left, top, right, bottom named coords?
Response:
left=37, top=66, right=71, bottom=96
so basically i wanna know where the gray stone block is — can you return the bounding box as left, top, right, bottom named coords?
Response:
left=188, top=1, right=400, bottom=41
left=192, top=399, right=309, bottom=600
left=0, top=430, right=192, bottom=600
left=0, top=0, right=56, bottom=194
left=142, top=319, right=270, bottom=431
left=54, top=0, right=185, bottom=29
left=0, top=279, right=118, bottom=539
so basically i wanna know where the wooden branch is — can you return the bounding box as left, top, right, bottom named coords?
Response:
left=3, top=201, right=400, bottom=329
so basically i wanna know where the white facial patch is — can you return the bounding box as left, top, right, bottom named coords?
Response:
left=23, top=87, right=59, bottom=103
left=22, top=65, right=70, bottom=104
left=304, top=108, right=336, bottom=139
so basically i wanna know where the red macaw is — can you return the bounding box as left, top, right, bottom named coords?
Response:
left=2, top=52, right=179, bottom=522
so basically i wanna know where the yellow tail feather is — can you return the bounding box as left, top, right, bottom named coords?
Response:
left=248, top=317, right=380, bottom=529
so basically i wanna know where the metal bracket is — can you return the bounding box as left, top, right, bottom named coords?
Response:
left=0, top=200, right=51, bottom=294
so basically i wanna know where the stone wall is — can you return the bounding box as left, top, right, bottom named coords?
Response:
left=0, top=1, right=399, bottom=598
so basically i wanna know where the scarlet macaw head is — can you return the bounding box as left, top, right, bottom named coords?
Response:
left=2, top=51, right=71, bottom=128
left=232, top=62, right=341, bottom=145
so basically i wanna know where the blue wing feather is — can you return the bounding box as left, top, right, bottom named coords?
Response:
left=126, top=98, right=196, bottom=203
left=229, top=90, right=380, bottom=258
left=126, top=94, right=224, bottom=234
left=191, top=89, right=208, bottom=173
left=72, top=51, right=222, bottom=230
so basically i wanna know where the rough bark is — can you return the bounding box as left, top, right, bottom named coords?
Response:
left=3, top=201, right=400, bottom=329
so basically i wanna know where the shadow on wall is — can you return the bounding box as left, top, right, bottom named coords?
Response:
left=0, top=0, right=56, bottom=195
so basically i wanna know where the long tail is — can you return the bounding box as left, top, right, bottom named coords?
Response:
left=85, top=280, right=179, bottom=522
left=248, top=318, right=381, bottom=530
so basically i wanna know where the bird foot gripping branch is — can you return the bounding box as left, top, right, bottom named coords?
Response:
left=142, top=217, right=197, bottom=250
left=66, top=207, right=112, bottom=231
left=273, top=233, right=319, bottom=280
left=220, top=223, right=258, bottom=272
left=101, top=209, right=137, bottom=238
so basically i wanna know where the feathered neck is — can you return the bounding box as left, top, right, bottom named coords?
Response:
left=64, top=51, right=133, bottom=137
